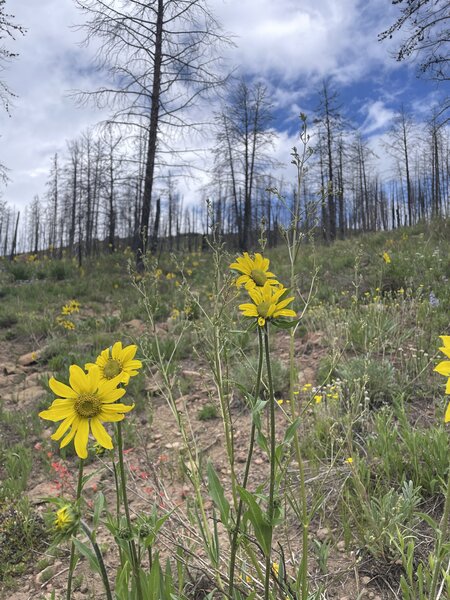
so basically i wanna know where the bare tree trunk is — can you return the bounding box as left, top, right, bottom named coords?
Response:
left=9, top=210, right=19, bottom=261
left=137, top=0, right=163, bottom=266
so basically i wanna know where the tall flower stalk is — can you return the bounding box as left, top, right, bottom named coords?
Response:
left=39, top=342, right=140, bottom=600
left=66, top=459, right=84, bottom=600
left=263, top=323, right=276, bottom=600
left=228, top=326, right=264, bottom=597
left=269, top=115, right=314, bottom=599
left=230, top=254, right=297, bottom=599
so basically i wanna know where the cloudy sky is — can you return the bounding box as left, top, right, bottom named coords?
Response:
left=0, top=0, right=446, bottom=211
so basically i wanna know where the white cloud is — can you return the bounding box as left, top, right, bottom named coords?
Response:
left=361, top=100, right=396, bottom=135
left=0, top=0, right=433, bottom=214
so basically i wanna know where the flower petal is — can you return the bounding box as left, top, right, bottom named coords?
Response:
left=445, top=401, right=450, bottom=423
left=98, top=410, right=125, bottom=422
left=98, top=385, right=126, bottom=404
left=435, top=361, right=450, bottom=377
left=74, top=418, right=89, bottom=459
left=91, top=418, right=113, bottom=449
left=51, top=414, right=77, bottom=441
left=121, top=345, right=137, bottom=363
left=49, top=377, right=78, bottom=399
left=39, top=407, right=74, bottom=421
left=60, top=419, right=79, bottom=448
left=69, top=365, right=92, bottom=394
left=112, top=341, right=123, bottom=360
left=101, top=402, right=135, bottom=414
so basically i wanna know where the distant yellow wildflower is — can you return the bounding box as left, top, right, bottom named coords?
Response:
left=382, top=252, right=391, bottom=264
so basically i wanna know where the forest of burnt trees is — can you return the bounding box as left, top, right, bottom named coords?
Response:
left=0, top=0, right=448, bottom=261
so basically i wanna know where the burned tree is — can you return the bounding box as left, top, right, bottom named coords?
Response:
left=75, top=0, right=231, bottom=268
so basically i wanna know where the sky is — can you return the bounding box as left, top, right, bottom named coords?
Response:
left=0, top=0, right=447, bottom=211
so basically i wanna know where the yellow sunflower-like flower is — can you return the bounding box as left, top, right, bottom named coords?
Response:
left=39, top=365, right=134, bottom=459
left=86, top=341, right=142, bottom=385
left=229, top=252, right=279, bottom=290
left=238, top=282, right=296, bottom=327
left=434, top=335, right=450, bottom=422
left=54, top=506, right=75, bottom=532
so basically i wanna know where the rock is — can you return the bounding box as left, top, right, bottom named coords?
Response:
left=18, top=350, right=43, bottom=366
left=124, top=319, right=146, bottom=335
left=28, top=481, right=59, bottom=504
left=336, top=540, right=346, bottom=552
left=2, top=362, right=19, bottom=374
left=16, top=385, right=46, bottom=405
left=25, top=371, right=52, bottom=386
left=316, top=527, right=331, bottom=541
left=361, top=576, right=371, bottom=586
left=165, top=442, right=180, bottom=449
left=181, top=369, right=201, bottom=378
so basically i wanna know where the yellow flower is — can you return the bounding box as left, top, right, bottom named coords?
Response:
left=39, top=366, right=134, bottom=459
left=86, top=341, right=142, bottom=385
left=382, top=252, right=391, bottom=264
left=238, top=283, right=296, bottom=327
left=439, top=336, right=450, bottom=358
left=230, top=252, right=279, bottom=290
left=54, top=506, right=75, bottom=532
left=272, top=562, right=279, bottom=577
left=345, top=457, right=353, bottom=464
left=314, top=395, right=322, bottom=404
left=434, top=336, right=450, bottom=421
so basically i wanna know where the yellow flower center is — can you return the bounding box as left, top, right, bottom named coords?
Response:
left=103, top=359, right=122, bottom=379
left=250, top=269, right=267, bottom=287
left=257, top=301, right=271, bottom=318
left=75, top=394, right=102, bottom=418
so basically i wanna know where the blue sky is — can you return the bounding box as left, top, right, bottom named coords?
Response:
left=0, top=0, right=447, bottom=210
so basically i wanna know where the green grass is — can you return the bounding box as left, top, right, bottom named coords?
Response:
left=0, top=220, right=449, bottom=597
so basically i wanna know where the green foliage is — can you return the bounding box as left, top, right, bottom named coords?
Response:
left=198, top=403, right=219, bottom=421
left=347, top=479, right=421, bottom=562
left=0, top=498, right=47, bottom=583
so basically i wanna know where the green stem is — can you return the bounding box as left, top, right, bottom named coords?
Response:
left=80, top=520, right=113, bottom=600
left=430, top=468, right=450, bottom=597
left=264, top=325, right=276, bottom=600
left=229, top=326, right=264, bottom=598
left=66, top=459, right=84, bottom=600
left=116, top=422, right=143, bottom=600
left=112, top=460, right=124, bottom=566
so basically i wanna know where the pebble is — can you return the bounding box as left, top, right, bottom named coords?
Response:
left=316, top=527, right=330, bottom=541
left=336, top=540, right=346, bottom=552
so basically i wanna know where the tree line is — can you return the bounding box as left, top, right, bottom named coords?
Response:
left=0, top=0, right=448, bottom=261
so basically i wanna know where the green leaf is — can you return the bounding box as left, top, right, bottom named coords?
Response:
left=283, top=417, right=301, bottom=445
left=93, top=492, right=105, bottom=529
left=237, top=486, right=272, bottom=555
left=72, top=537, right=100, bottom=574
left=207, top=462, right=230, bottom=528
left=115, top=561, right=131, bottom=599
